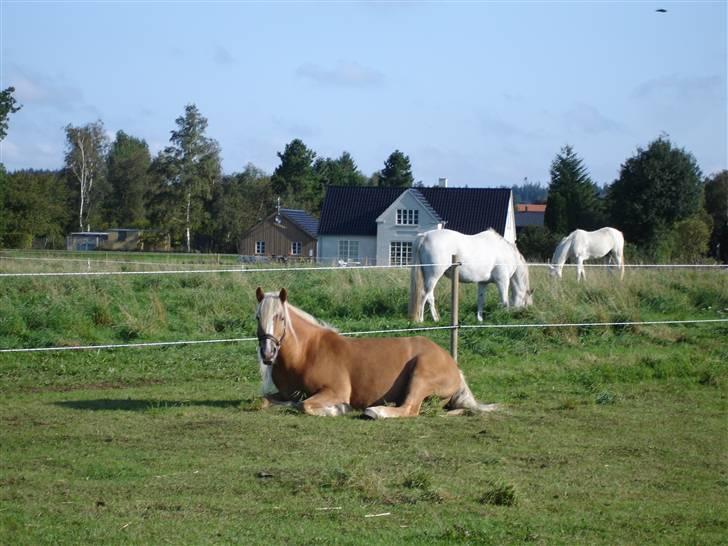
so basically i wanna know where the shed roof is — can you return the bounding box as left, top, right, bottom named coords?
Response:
left=279, top=208, right=319, bottom=238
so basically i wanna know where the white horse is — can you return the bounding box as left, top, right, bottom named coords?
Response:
left=549, top=227, right=625, bottom=282
left=408, top=229, right=533, bottom=323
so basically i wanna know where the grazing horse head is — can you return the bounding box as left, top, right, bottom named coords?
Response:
left=547, top=259, right=562, bottom=279
left=255, top=287, right=289, bottom=365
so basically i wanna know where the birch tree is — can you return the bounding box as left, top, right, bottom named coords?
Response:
left=157, top=104, right=221, bottom=252
left=64, top=121, right=109, bottom=231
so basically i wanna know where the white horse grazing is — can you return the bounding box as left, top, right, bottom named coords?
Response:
left=408, top=229, right=533, bottom=323
left=549, top=227, right=625, bottom=282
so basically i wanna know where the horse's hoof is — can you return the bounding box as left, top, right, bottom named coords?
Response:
left=362, top=407, right=384, bottom=420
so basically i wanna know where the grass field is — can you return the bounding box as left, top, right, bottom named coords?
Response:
left=1, top=253, right=727, bottom=544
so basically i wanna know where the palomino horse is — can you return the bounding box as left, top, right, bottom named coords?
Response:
left=549, top=227, right=625, bottom=282
left=255, top=287, right=498, bottom=418
left=408, top=229, right=533, bottom=323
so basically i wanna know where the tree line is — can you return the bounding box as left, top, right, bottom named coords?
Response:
left=0, top=90, right=726, bottom=262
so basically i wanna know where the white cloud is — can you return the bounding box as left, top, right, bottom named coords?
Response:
left=633, top=74, right=723, bottom=102
left=563, top=103, right=623, bottom=135
left=296, top=61, right=384, bottom=87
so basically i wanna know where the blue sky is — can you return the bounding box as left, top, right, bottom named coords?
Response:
left=1, top=1, right=726, bottom=188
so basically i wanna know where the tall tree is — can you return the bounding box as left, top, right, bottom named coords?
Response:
left=271, top=139, right=320, bottom=212
left=0, top=86, right=22, bottom=142
left=510, top=178, right=548, bottom=204
left=607, top=136, right=703, bottom=248
left=704, top=170, right=728, bottom=262
left=64, top=120, right=109, bottom=231
left=1, top=170, right=70, bottom=248
left=206, top=164, right=274, bottom=253
left=106, top=131, right=152, bottom=227
left=156, top=104, right=222, bottom=252
left=314, top=151, right=368, bottom=187
left=544, top=145, right=603, bottom=236
left=378, top=150, right=414, bottom=188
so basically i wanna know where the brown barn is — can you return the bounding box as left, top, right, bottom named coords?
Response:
left=240, top=208, right=318, bottom=261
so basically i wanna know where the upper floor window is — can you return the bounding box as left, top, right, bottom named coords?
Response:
left=396, top=209, right=419, bottom=225
left=255, top=241, right=265, bottom=255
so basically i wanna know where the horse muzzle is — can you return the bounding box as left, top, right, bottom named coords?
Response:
left=258, top=334, right=282, bottom=365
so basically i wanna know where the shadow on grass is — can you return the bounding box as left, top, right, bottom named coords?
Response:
left=54, top=399, right=250, bottom=412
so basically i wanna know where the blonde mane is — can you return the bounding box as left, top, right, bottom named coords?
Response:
left=286, top=303, right=338, bottom=334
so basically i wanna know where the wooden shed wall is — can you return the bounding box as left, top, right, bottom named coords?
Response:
left=240, top=218, right=316, bottom=258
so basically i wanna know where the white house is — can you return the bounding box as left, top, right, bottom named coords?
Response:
left=317, top=185, right=516, bottom=265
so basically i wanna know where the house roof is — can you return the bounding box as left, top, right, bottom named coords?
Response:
left=318, top=186, right=512, bottom=236
left=279, top=208, right=319, bottom=238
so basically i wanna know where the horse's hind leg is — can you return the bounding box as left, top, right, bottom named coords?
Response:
left=364, top=357, right=457, bottom=419
left=423, top=273, right=441, bottom=321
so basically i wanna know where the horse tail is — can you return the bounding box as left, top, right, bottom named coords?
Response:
left=408, top=234, right=425, bottom=321
left=447, top=370, right=499, bottom=413
left=615, top=229, right=626, bottom=281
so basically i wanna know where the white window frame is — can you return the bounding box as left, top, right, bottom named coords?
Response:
left=389, top=241, right=413, bottom=266
left=291, top=241, right=302, bottom=256
left=396, top=209, right=419, bottom=226
left=255, top=240, right=265, bottom=255
left=338, top=240, right=359, bottom=262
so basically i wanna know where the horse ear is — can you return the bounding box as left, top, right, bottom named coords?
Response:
left=279, top=288, right=287, bottom=304
left=256, top=287, right=264, bottom=302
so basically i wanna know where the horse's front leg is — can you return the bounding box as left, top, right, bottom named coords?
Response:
left=302, top=388, right=353, bottom=417
left=476, top=282, right=487, bottom=322
left=497, top=277, right=510, bottom=308
left=261, top=393, right=302, bottom=410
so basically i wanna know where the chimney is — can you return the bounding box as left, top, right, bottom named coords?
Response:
left=438, top=177, right=448, bottom=188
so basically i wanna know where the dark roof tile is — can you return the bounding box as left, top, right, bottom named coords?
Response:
left=280, top=208, right=319, bottom=238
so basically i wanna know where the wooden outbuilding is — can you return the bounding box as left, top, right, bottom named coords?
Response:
left=239, top=208, right=318, bottom=262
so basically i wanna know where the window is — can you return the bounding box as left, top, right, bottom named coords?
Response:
left=338, top=240, right=359, bottom=261
left=291, top=241, right=302, bottom=256
left=396, top=209, right=419, bottom=225
left=255, top=241, right=265, bottom=255
left=390, top=241, right=413, bottom=266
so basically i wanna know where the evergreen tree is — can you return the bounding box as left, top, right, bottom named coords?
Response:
left=313, top=151, right=368, bottom=187
left=155, top=104, right=222, bottom=252
left=607, top=136, right=703, bottom=248
left=106, top=131, right=151, bottom=228
left=544, top=145, right=602, bottom=236
left=378, top=150, right=414, bottom=188
left=271, top=139, right=321, bottom=212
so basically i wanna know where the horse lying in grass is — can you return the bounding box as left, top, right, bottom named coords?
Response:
left=408, top=228, right=533, bottom=323
left=549, top=227, right=625, bottom=282
left=255, top=287, right=498, bottom=418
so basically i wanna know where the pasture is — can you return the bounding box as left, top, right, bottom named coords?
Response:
left=1, top=252, right=727, bottom=544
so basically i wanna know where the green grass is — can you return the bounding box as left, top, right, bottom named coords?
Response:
left=1, top=256, right=727, bottom=544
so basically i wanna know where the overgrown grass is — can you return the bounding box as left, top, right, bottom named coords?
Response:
left=1, top=256, right=727, bottom=544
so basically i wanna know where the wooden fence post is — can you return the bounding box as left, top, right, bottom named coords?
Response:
left=450, top=254, right=460, bottom=361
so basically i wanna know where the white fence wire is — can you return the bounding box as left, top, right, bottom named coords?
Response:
left=1, top=254, right=725, bottom=354
left=1, top=318, right=726, bottom=354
